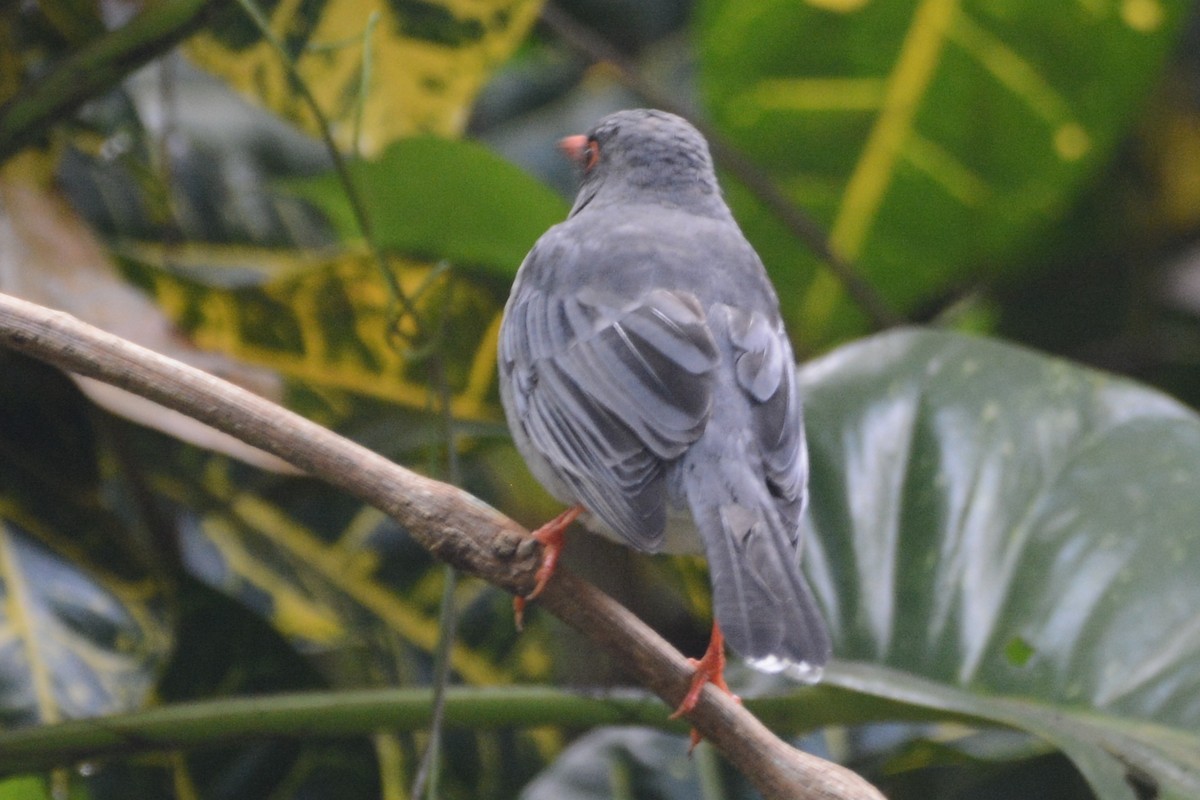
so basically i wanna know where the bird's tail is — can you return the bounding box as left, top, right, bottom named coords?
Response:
left=685, top=465, right=831, bottom=681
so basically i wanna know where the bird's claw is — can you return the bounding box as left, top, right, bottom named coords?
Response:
left=669, top=623, right=740, bottom=752
left=512, top=505, right=583, bottom=630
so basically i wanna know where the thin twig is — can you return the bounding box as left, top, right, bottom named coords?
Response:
left=0, top=291, right=885, bottom=800
left=410, top=562, right=457, bottom=799
left=538, top=3, right=905, bottom=331
left=229, top=0, right=426, bottom=344
left=412, top=275, right=463, bottom=800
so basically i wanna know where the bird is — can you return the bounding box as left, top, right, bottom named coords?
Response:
left=498, top=109, right=831, bottom=720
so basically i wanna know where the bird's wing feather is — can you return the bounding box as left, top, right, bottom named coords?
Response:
left=696, top=490, right=830, bottom=675
left=680, top=305, right=827, bottom=672
left=726, top=307, right=808, bottom=542
left=501, top=281, right=719, bottom=550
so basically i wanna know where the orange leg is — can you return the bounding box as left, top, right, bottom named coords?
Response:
left=669, top=622, right=741, bottom=751
left=513, top=505, right=583, bottom=630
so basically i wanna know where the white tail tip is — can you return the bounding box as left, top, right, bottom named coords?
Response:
left=746, top=655, right=825, bottom=684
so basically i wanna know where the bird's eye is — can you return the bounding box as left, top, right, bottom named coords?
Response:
left=583, top=139, right=600, bottom=172
left=557, top=135, right=601, bottom=173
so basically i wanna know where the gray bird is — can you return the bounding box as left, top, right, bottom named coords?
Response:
left=499, top=109, right=831, bottom=711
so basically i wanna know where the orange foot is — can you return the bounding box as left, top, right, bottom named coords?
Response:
left=669, top=622, right=742, bottom=751
left=513, top=505, right=583, bottom=630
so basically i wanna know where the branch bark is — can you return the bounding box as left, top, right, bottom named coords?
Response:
left=0, top=291, right=884, bottom=800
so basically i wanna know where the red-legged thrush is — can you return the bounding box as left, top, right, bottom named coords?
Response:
left=499, top=109, right=832, bottom=714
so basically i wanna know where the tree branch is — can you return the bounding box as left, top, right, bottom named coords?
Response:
left=0, top=291, right=884, bottom=800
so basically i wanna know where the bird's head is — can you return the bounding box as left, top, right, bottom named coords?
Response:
left=560, top=109, right=726, bottom=219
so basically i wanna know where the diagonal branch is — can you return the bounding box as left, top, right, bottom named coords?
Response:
left=0, top=291, right=884, bottom=800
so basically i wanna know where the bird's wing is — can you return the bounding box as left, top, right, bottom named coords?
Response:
left=684, top=305, right=827, bottom=672
left=725, top=306, right=808, bottom=542
left=501, top=282, right=719, bottom=551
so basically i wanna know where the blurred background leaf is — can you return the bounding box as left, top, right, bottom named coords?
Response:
left=113, top=242, right=505, bottom=423
left=0, top=352, right=172, bottom=730
left=187, top=0, right=546, bottom=150
left=285, top=136, right=568, bottom=275
left=0, top=519, right=171, bottom=728
left=697, top=0, right=1192, bottom=346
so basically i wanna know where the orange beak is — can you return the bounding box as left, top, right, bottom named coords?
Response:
left=558, top=134, right=589, bottom=164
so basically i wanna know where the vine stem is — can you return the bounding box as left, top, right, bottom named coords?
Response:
left=0, top=291, right=885, bottom=800
left=212, top=7, right=458, bottom=786
left=0, top=681, right=961, bottom=774
left=228, top=0, right=424, bottom=342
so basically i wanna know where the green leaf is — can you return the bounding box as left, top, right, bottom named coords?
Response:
left=798, top=328, right=1200, bottom=800
left=0, top=775, right=48, bottom=800
left=0, top=774, right=87, bottom=800
left=697, top=1, right=1190, bottom=343
left=286, top=137, right=568, bottom=275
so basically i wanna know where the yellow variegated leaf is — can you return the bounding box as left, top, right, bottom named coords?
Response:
left=0, top=513, right=172, bottom=728
left=0, top=357, right=174, bottom=729
left=189, top=514, right=348, bottom=647
left=161, top=473, right=526, bottom=686
left=116, top=242, right=504, bottom=423
left=186, top=0, right=544, bottom=152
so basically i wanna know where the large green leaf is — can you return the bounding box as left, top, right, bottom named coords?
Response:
left=797, top=329, right=1200, bottom=799
left=697, top=1, right=1190, bottom=344
left=286, top=136, right=568, bottom=276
